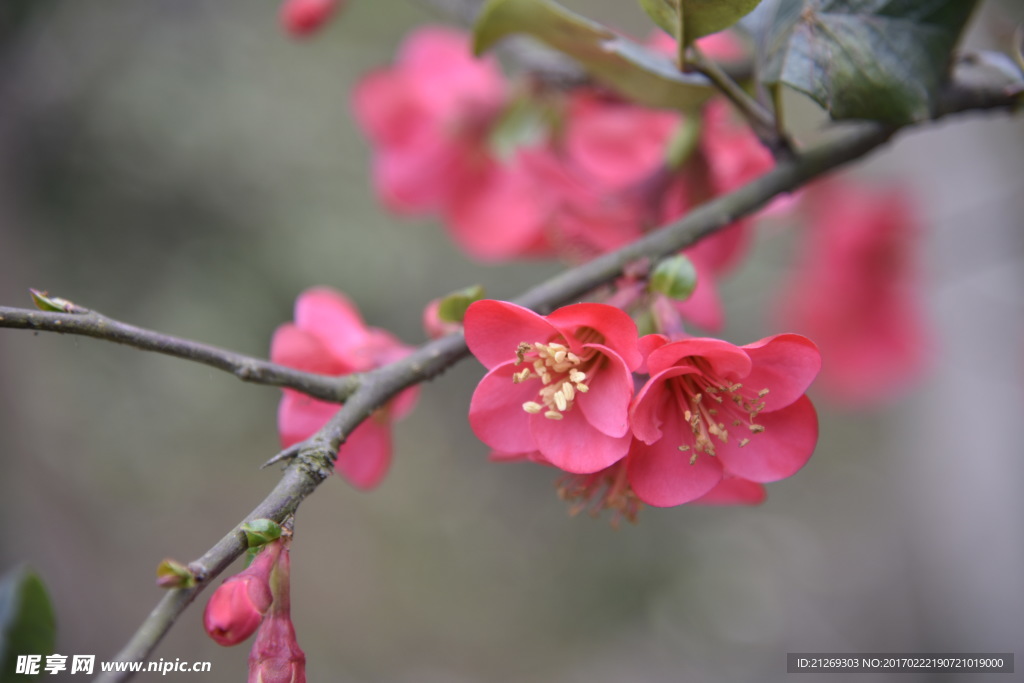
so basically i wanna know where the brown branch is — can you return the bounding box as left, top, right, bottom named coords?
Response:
left=0, top=305, right=360, bottom=403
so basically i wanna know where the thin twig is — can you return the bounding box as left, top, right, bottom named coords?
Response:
left=82, top=76, right=1018, bottom=681
left=687, top=44, right=793, bottom=159
left=0, top=306, right=360, bottom=403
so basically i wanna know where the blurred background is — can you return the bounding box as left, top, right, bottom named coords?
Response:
left=1, top=1, right=1022, bottom=681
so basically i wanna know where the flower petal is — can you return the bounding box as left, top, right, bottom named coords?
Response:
left=444, top=158, right=554, bottom=261
left=530, top=407, right=630, bottom=473
left=546, top=303, right=642, bottom=370
left=627, top=419, right=723, bottom=506
left=277, top=392, right=339, bottom=448
left=575, top=344, right=633, bottom=437
left=629, top=365, right=702, bottom=444
left=646, top=337, right=752, bottom=378
left=690, top=476, right=766, bottom=505
left=717, top=394, right=818, bottom=482
left=464, top=300, right=560, bottom=369
left=741, top=334, right=822, bottom=411
left=294, top=287, right=372, bottom=357
left=468, top=362, right=540, bottom=454
left=270, top=324, right=348, bottom=375
left=637, top=333, right=670, bottom=375
left=337, top=416, right=392, bottom=490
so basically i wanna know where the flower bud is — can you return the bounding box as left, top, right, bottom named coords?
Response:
left=155, top=558, right=195, bottom=589
left=203, top=542, right=282, bottom=646
left=649, top=254, right=698, bottom=302
left=249, top=545, right=305, bottom=683
left=422, top=300, right=461, bottom=340
left=280, top=0, right=340, bottom=38
left=248, top=612, right=306, bottom=683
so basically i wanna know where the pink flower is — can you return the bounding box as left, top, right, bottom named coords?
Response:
left=280, top=0, right=340, bottom=37
left=270, top=288, right=417, bottom=490
left=442, top=150, right=557, bottom=260
left=629, top=334, right=820, bottom=506
left=352, top=27, right=505, bottom=216
left=204, top=543, right=281, bottom=647
left=248, top=544, right=305, bottom=683
left=777, top=180, right=930, bottom=404
left=561, top=90, right=680, bottom=193
left=465, top=300, right=642, bottom=473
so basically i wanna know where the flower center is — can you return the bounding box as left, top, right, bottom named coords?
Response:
left=557, top=463, right=640, bottom=527
left=512, top=340, right=592, bottom=420
left=673, top=361, right=769, bottom=464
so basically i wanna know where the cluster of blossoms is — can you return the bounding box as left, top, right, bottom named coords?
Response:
left=352, top=24, right=929, bottom=396
left=204, top=535, right=305, bottom=683
left=352, top=26, right=773, bottom=332
left=465, top=300, right=820, bottom=522
left=264, top=26, right=929, bottom=513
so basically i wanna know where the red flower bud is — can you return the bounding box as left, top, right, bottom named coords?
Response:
left=280, top=0, right=339, bottom=38
left=249, top=546, right=305, bottom=683
left=203, top=543, right=281, bottom=646
left=248, top=612, right=306, bottom=683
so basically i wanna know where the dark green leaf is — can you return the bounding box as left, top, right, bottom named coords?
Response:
left=474, top=0, right=714, bottom=111
left=760, top=0, right=979, bottom=123
left=0, top=565, right=56, bottom=682
left=639, top=0, right=763, bottom=46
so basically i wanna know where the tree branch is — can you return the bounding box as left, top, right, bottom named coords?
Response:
left=76, top=76, right=1018, bottom=681
left=0, top=306, right=360, bottom=403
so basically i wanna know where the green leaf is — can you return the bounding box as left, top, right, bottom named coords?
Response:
left=759, top=0, right=979, bottom=124
left=28, top=289, right=76, bottom=313
left=649, top=254, right=698, bottom=301
left=473, top=0, right=714, bottom=112
left=155, top=559, right=197, bottom=589
left=639, top=0, right=763, bottom=46
left=240, top=519, right=283, bottom=548
left=437, top=285, right=486, bottom=324
left=0, top=565, right=57, bottom=681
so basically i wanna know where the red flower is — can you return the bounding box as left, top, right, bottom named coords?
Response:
left=204, top=543, right=280, bottom=646
left=280, top=0, right=340, bottom=37
left=465, top=300, right=642, bottom=473
left=561, top=90, right=680, bottom=193
left=351, top=27, right=504, bottom=214
left=777, top=180, right=929, bottom=404
left=270, top=288, right=417, bottom=489
left=248, top=544, right=305, bottom=683
left=628, top=334, right=820, bottom=506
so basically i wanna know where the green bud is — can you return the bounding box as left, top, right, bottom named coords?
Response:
left=437, top=285, right=486, bottom=324
left=29, top=289, right=84, bottom=314
left=241, top=519, right=283, bottom=548
left=650, top=254, right=698, bottom=302
left=156, top=558, right=196, bottom=589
